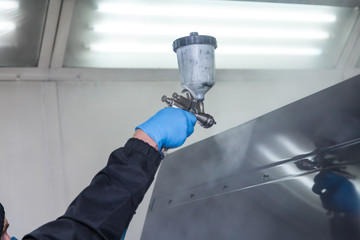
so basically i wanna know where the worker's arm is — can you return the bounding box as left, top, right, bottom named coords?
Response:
left=133, top=129, right=159, bottom=150
left=23, top=138, right=161, bottom=240
left=23, top=108, right=196, bottom=240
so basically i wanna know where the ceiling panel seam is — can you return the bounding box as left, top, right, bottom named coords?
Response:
left=38, top=0, right=63, bottom=68
left=49, top=0, right=76, bottom=69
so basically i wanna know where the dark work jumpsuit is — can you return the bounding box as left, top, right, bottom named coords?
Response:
left=23, top=138, right=162, bottom=240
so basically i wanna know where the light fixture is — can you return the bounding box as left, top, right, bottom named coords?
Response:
left=218, top=46, right=322, bottom=55
left=0, top=1, right=19, bottom=10
left=90, top=43, right=322, bottom=56
left=89, top=43, right=169, bottom=53
left=0, top=21, right=16, bottom=31
left=0, top=1, right=18, bottom=33
left=97, top=3, right=337, bottom=23
left=89, top=1, right=335, bottom=57
left=64, top=0, right=358, bottom=69
left=0, top=0, right=48, bottom=67
left=93, top=23, right=330, bottom=40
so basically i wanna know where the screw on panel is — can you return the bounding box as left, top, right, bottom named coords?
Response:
left=262, top=174, right=270, bottom=181
left=168, top=200, right=172, bottom=204
left=222, top=185, right=228, bottom=191
left=190, top=194, right=195, bottom=198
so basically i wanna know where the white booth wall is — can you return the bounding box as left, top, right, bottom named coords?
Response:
left=0, top=68, right=347, bottom=239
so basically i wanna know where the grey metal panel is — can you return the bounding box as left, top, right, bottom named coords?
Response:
left=141, top=75, right=360, bottom=240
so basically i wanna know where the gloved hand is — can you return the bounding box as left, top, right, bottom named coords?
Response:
left=136, top=108, right=197, bottom=150
left=312, top=171, right=360, bottom=213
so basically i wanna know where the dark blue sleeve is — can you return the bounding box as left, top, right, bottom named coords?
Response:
left=23, top=138, right=162, bottom=240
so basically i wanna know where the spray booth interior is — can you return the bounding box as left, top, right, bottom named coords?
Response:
left=0, top=0, right=360, bottom=239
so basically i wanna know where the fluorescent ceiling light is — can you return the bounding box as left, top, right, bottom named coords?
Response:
left=0, top=1, right=19, bottom=10
left=66, top=0, right=356, bottom=69
left=0, top=21, right=16, bottom=31
left=89, top=43, right=169, bottom=53
left=93, top=23, right=329, bottom=40
left=97, top=3, right=336, bottom=23
left=218, top=46, right=322, bottom=55
left=90, top=2, right=330, bottom=58
left=90, top=42, right=322, bottom=56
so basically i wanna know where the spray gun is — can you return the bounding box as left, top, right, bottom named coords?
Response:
left=162, top=32, right=217, bottom=128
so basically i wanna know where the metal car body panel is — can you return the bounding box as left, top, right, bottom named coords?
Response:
left=141, top=75, right=360, bottom=240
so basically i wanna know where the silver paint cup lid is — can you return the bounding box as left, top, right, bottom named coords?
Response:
left=172, top=32, right=217, bottom=52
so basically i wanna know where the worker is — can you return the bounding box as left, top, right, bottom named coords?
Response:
left=1, top=107, right=197, bottom=240
left=312, top=171, right=360, bottom=240
left=1, top=203, right=12, bottom=240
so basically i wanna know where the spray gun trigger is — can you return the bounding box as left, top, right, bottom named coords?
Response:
left=161, top=89, right=216, bottom=128
left=162, top=93, right=192, bottom=111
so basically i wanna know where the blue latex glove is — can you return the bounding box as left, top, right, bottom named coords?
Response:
left=312, top=171, right=360, bottom=213
left=136, top=108, right=196, bottom=150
